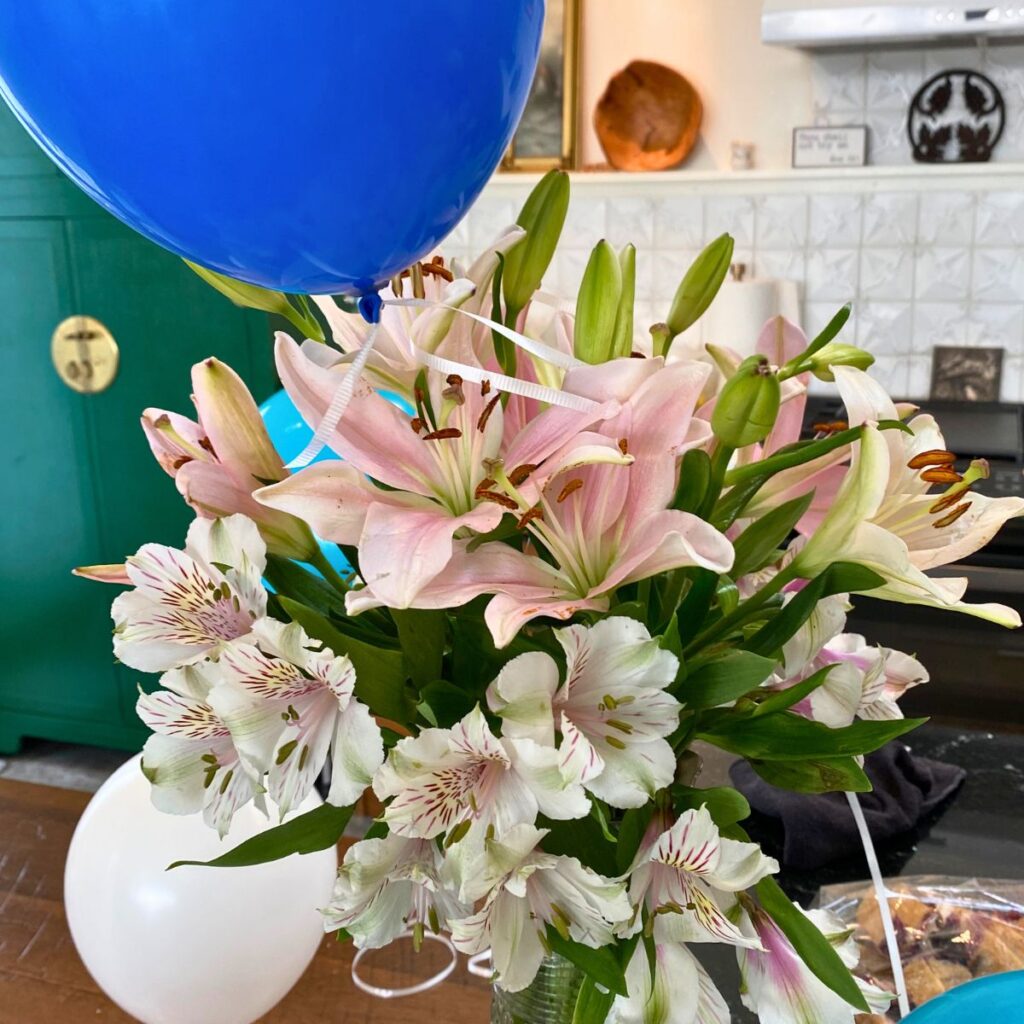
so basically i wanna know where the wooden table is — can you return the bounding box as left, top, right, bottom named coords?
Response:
left=0, top=778, right=490, bottom=1023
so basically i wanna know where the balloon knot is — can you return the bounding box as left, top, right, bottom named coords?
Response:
left=357, top=291, right=383, bottom=325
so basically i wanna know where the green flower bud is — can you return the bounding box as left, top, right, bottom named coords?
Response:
left=711, top=355, right=781, bottom=447
left=609, top=243, right=636, bottom=360
left=661, top=233, right=734, bottom=356
left=806, top=342, right=875, bottom=382
left=501, top=169, right=570, bottom=323
left=573, top=239, right=622, bottom=364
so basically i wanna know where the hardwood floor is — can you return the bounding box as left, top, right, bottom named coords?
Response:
left=0, top=778, right=490, bottom=1023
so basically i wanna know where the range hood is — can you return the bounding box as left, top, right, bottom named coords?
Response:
left=763, top=0, right=1024, bottom=47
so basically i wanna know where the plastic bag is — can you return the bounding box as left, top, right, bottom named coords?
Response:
left=817, top=876, right=1024, bottom=1021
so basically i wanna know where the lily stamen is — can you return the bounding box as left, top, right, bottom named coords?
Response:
left=557, top=478, right=584, bottom=503
left=517, top=506, right=544, bottom=529
left=933, top=501, right=972, bottom=528
left=508, top=463, right=538, bottom=486
left=478, top=491, right=519, bottom=511
left=920, top=466, right=962, bottom=485
left=477, top=394, right=500, bottom=433
left=422, top=427, right=462, bottom=441
left=908, top=448, right=957, bottom=469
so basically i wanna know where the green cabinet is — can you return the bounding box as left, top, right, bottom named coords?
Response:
left=0, top=107, right=275, bottom=753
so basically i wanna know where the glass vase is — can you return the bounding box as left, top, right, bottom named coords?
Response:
left=491, top=953, right=585, bottom=1024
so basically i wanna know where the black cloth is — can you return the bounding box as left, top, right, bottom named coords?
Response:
left=729, top=741, right=966, bottom=870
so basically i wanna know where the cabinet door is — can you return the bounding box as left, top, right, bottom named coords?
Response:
left=0, top=219, right=125, bottom=747
left=0, top=214, right=275, bottom=752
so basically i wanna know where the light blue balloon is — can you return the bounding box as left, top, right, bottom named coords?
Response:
left=0, top=1, right=544, bottom=294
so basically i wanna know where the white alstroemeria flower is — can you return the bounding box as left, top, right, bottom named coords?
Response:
left=373, top=705, right=590, bottom=839
left=448, top=824, right=633, bottom=993
left=794, top=368, right=1024, bottom=626
left=211, top=618, right=383, bottom=815
left=797, top=634, right=928, bottom=728
left=486, top=617, right=681, bottom=809
left=112, top=514, right=267, bottom=673
left=628, top=806, right=778, bottom=948
left=611, top=942, right=729, bottom=1024
left=322, top=833, right=469, bottom=949
left=136, top=661, right=262, bottom=837
left=737, top=904, right=892, bottom=1024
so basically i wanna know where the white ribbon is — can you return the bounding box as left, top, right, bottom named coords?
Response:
left=285, top=294, right=599, bottom=468
left=846, top=790, right=910, bottom=1019
left=350, top=930, right=458, bottom=999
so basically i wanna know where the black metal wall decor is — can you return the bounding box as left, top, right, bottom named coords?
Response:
left=907, top=69, right=1005, bottom=163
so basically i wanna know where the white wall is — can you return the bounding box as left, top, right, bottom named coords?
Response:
left=579, top=0, right=815, bottom=171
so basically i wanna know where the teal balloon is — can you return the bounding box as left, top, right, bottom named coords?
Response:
left=0, top=2, right=544, bottom=294
left=904, top=971, right=1024, bottom=1020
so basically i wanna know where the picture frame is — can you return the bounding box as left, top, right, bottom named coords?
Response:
left=791, top=125, right=869, bottom=169
left=931, top=345, right=1004, bottom=402
left=502, top=0, right=580, bottom=171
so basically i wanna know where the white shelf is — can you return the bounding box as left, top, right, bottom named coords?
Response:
left=490, top=162, right=1024, bottom=195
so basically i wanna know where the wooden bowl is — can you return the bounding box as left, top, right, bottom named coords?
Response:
left=594, top=60, right=703, bottom=171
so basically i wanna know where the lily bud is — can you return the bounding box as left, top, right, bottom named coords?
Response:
left=806, top=342, right=875, bottom=382
left=501, top=169, right=570, bottom=322
left=610, top=243, right=636, bottom=360
left=662, top=233, right=734, bottom=355
left=711, top=354, right=781, bottom=448
left=573, top=239, right=622, bottom=364
left=185, top=260, right=324, bottom=341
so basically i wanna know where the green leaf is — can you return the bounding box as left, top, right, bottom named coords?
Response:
left=185, top=260, right=324, bottom=341
left=756, top=876, right=870, bottom=1012
left=663, top=234, right=734, bottom=352
left=610, top=243, right=636, bottom=360
left=539, top=814, right=618, bottom=878
left=278, top=597, right=413, bottom=724
left=699, top=712, right=926, bottom=761
left=503, top=169, right=570, bottom=322
left=572, top=975, right=617, bottom=1024
left=671, top=784, right=750, bottom=826
left=673, top=569, right=719, bottom=648
left=616, top=804, right=655, bottom=874
left=264, top=554, right=346, bottom=618
left=752, top=665, right=834, bottom=717
left=680, top=650, right=776, bottom=709
left=574, top=240, right=623, bottom=364
left=391, top=609, right=446, bottom=688
left=545, top=929, right=629, bottom=997
left=416, top=680, right=476, bottom=729
left=803, top=302, right=852, bottom=359
left=168, top=803, right=352, bottom=869
left=490, top=252, right=516, bottom=377
left=744, top=562, right=885, bottom=657
left=673, top=448, right=712, bottom=514
left=590, top=799, right=618, bottom=844
left=731, top=492, right=814, bottom=578
left=747, top=756, right=871, bottom=793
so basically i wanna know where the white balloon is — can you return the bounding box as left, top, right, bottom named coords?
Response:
left=65, top=754, right=338, bottom=1024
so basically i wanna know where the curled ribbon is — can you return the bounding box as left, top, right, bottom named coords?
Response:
left=286, top=290, right=599, bottom=469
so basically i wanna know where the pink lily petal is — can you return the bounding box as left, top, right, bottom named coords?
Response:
left=275, top=333, right=436, bottom=494
left=615, top=509, right=735, bottom=586
left=358, top=499, right=505, bottom=608
left=140, top=407, right=211, bottom=477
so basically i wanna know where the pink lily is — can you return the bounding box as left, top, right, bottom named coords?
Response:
left=255, top=336, right=625, bottom=609
left=142, top=357, right=317, bottom=561
left=346, top=358, right=734, bottom=648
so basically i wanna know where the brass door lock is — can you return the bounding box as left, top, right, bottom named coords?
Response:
left=52, top=315, right=119, bottom=394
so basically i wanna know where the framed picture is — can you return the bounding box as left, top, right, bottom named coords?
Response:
left=502, top=0, right=580, bottom=171
left=792, top=125, right=868, bottom=169
left=931, top=345, right=1004, bottom=401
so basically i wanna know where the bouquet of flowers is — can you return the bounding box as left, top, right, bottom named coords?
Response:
left=80, top=171, right=1024, bottom=1024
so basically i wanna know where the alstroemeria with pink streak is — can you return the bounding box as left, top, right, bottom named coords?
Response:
left=736, top=903, right=893, bottom=1024
left=111, top=515, right=267, bottom=673
left=256, top=335, right=626, bottom=610
left=142, top=356, right=317, bottom=560
left=344, top=357, right=734, bottom=647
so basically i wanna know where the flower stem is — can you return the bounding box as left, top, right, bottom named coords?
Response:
left=310, top=549, right=350, bottom=594
left=684, top=565, right=796, bottom=656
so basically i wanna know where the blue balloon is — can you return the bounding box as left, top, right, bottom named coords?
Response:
left=0, top=2, right=544, bottom=294
left=903, top=970, right=1024, bottom=1020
